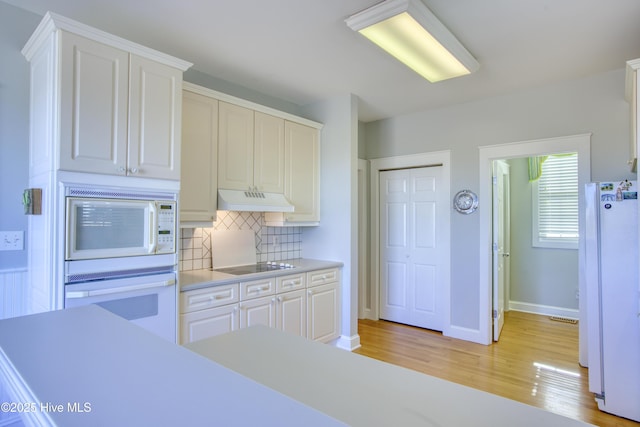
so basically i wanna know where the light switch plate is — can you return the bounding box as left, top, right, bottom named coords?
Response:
left=0, top=231, right=24, bottom=251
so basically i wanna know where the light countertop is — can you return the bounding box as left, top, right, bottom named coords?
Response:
left=188, top=326, right=596, bottom=427
left=0, top=305, right=344, bottom=427
left=179, top=258, right=343, bottom=292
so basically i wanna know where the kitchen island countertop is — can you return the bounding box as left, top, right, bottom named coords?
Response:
left=0, top=305, right=344, bottom=427
left=180, top=258, right=343, bottom=292
left=188, top=325, right=596, bottom=427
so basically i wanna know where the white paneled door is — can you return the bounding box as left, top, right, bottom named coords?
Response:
left=492, top=160, right=510, bottom=341
left=379, top=166, right=444, bottom=331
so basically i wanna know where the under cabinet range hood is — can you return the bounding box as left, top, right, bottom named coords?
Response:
left=217, top=189, right=294, bottom=212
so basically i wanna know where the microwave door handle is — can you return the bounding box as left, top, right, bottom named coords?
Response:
left=65, top=279, right=176, bottom=299
left=148, top=202, right=158, bottom=254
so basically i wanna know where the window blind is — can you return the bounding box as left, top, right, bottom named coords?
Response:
left=532, top=153, right=578, bottom=249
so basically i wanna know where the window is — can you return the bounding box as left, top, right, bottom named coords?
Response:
left=532, top=153, right=578, bottom=249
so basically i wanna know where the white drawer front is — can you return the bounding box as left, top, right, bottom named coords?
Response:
left=181, top=283, right=239, bottom=313
left=307, top=268, right=339, bottom=287
left=241, top=277, right=276, bottom=300
left=276, top=273, right=306, bottom=293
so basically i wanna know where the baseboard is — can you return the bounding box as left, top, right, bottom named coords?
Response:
left=333, top=334, right=361, bottom=352
left=509, top=301, right=579, bottom=320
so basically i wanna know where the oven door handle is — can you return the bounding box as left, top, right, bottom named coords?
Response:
left=66, top=279, right=175, bottom=299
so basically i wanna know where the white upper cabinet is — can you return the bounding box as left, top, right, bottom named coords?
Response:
left=284, top=121, right=320, bottom=223
left=181, top=88, right=219, bottom=223
left=58, top=32, right=129, bottom=176
left=183, top=83, right=322, bottom=225
left=218, top=102, right=285, bottom=193
left=254, top=111, right=285, bottom=193
left=218, top=102, right=255, bottom=190
left=23, top=12, right=191, bottom=181
left=128, top=55, right=183, bottom=180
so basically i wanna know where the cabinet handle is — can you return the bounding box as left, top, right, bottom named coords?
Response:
left=129, top=167, right=139, bottom=174
left=271, top=298, right=276, bottom=304
left=277, top=296, right=283, bottom=303
left=117, top=166, right=126, bottom=173
left=308, top=290, right=313, bottom=296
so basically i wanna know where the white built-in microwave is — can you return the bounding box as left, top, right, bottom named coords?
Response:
left=65, top=196, right=176, bottom=260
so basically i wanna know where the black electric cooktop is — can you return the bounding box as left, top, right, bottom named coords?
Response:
left=213, top=262, right=295, bottom=276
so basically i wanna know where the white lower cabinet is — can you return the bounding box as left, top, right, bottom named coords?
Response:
left=276, top=289, right=306, bottom=337
left=181, top=304, right=239, bottom=344
left=180, top=283, right=239, bottom=344
left=240, top=295, right=276, bottom=329
left=307, top=283, right=340, bottom=343
left=180, top=267, right=340, bottom=345
left=306, top=269, right=340, bottom=343
left=275, top=272, right=306, bottom=337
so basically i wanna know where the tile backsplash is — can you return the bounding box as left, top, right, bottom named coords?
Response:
left=180, top=211, right=301, bottom=271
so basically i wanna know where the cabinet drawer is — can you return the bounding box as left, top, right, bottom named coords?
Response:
left=181, top=283, right=239, bottom=313
left=307, top=268, right=339, bottom=287
left=241, top=277, right=275, bottom=300
left=276, top=272, right=306, bottom=293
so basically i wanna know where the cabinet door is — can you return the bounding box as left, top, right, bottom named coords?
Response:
left=307, top=282, right=339, bottom=343
left=59, top=31, right=129, bottom=175
left=129, top=55, right=183, bottom=180
left=254, top=112, right=285, bottom=193
left=218, top=102, right=254, bottom=190
left=180, top=304, right=239, bottom=344
left=181, top=91, right=218, bottom=222
left=276, top=289, right=306, bottom=337
left=284, top=122, right=320, bottom=222
left=239, top=296, right=276, bottom=329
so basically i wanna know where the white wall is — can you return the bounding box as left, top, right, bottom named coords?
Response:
left=300, top=94, right=360, bottom=349
left=0, top=3, right=40, bottom=270
left=364, top=69, right=634, bottom=331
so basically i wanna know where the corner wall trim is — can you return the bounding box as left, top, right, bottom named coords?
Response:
left=333, top=334, right=361, bottom=352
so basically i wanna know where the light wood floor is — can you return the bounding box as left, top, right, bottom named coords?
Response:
left=354, top=311, right=639, bottom=427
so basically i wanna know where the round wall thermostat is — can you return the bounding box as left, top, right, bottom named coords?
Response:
left=453, top=190, right=478, bottom=214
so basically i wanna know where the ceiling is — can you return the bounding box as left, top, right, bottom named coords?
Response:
left=5, top=0, right=640, bottom=122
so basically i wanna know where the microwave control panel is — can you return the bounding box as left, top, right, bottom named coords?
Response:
left=157, top=202, right=176, bottom=253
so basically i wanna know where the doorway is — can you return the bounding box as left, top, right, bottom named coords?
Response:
left=479, top=134, right=590, bottom=364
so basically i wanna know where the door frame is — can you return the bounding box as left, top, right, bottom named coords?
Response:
left=358, top=159, right=372, bottom=319
left=478, top=134, right=590, bottom=360
left=370, top=150, right=451, bottom=336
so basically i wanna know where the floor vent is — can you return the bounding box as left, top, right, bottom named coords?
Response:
left=549, top=316, right=578, bottom=324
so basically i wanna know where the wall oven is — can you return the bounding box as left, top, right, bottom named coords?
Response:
left=63, top=186, right=178, bottom=342
left=65, top=271, right=176, bottom=341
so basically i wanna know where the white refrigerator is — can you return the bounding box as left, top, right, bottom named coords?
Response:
left=585, top=180, right=640, bottom=422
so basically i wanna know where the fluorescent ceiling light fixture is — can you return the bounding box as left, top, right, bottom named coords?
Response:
left=345, top=0, right=479, bottom=82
